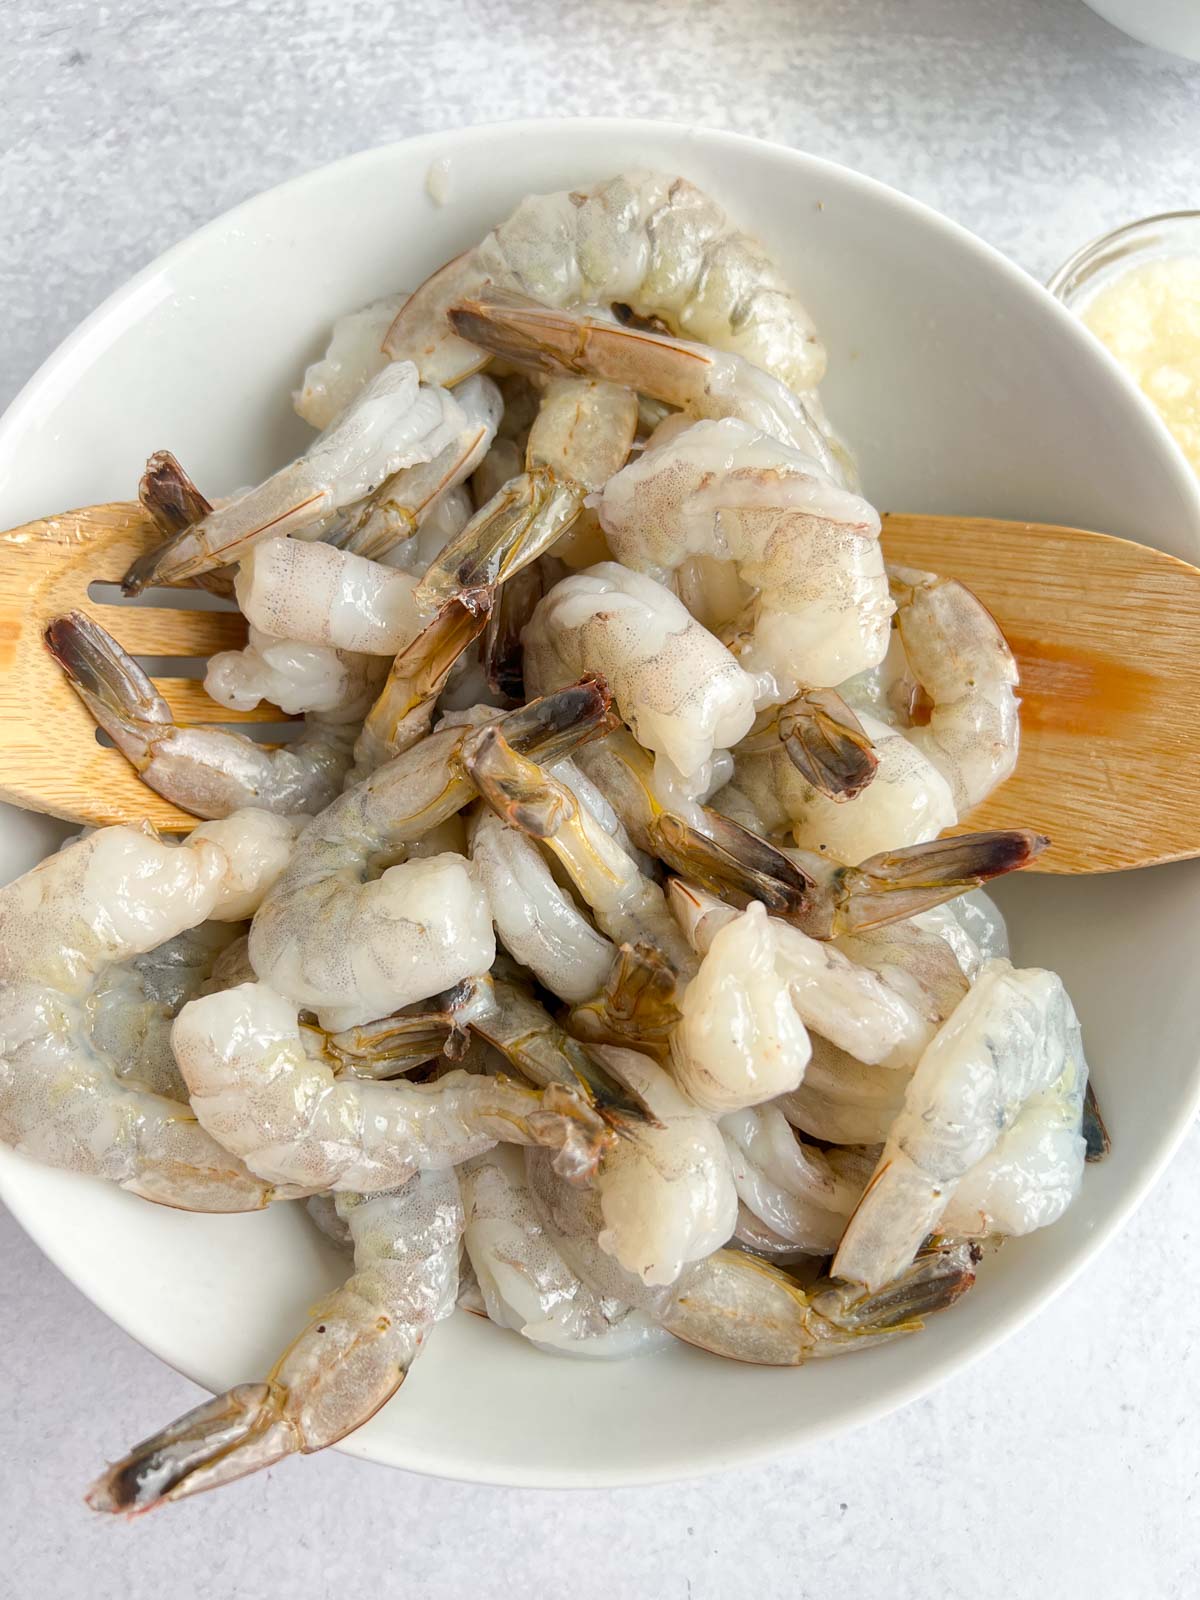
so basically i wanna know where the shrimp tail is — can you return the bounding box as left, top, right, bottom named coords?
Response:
left=465, top=725, right=575, bottom=837
left=448, top=290, right=582, bottom=378
left=483, top=562, right=544, bottom=703
left=651, top=810, right=815, bottom=916
left=778, top=689, right=879, bottom=801
left=414, top=465, right=581, bottom=614
left=85, top=1383, right=296, bottom=1515
left=566, top=942, right=680, bottom=1060
left=494, top=673, right=618, bottom=768
left=139, top=451, right=213, bottom=534
left=833, top=829, right=1048, bottom=935
left=526, top=1080, right=616, bottom=1183
left=1082, top=1079, right=1110, bottom=1162
left=44, top=611, right=173, bottom=771
left=812, top=1242, right=979, bottom=1339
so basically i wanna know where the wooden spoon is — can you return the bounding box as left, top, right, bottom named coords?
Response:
left=0, top=502, right=1197, bottom=871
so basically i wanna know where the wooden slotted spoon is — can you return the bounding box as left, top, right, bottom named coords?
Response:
left=1, top=502, right=1197, bottom=872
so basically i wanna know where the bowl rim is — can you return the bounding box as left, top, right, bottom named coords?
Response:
left=4, top=115, right=1200, bottom=1489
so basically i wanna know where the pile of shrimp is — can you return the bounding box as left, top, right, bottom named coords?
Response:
left=1, top=170, right=1102, bottom=1516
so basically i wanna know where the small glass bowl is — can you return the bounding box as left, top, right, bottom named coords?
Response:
left=1048, top=210, right=1200, bottom=313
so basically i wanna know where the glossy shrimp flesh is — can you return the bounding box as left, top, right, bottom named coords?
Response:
left=171, top=979, right=611, bottom=1192
left=384, top=170, right=826, bottom=394
left=460, top=1145, right=670, bottom=1358
left=0, top=813, right=298, bottom=1210
left=293, top=293, right=408, bottom=429
left=833, top=959, right=1088, bottom=1291
left=597, top=417, right=890, bottom=701
left=87, top=1169, right=464, bottom=1512
left=523, top=562, right=757, bottom=802
left=247, top=679, right=614, bottom=1029
left=123, top=362, right=478, bottom=591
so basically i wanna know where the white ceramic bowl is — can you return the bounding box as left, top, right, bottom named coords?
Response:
left=3, top=119, right=1200, bottom=1489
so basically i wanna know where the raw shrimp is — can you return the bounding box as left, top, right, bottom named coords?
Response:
left=523, top=563, right=757, bottom=801
left=662, top=1242, right=976, bottom=1364
left=564, top=940, right=680, bottom=1061
left=447, top=291, right=843, bottom=479
left=87, top=1169, right=463, bottom=1513
left=669, top=893, right=936, bottom=1113
left=465, top=723, right=697, bottom=977
left=889, top=565, right=1020, bottom=813
left=294, top=293, right=407, bottom=429
left=248, top=679, right=614, bottom=1029
left=597, top=417, right=891, bottom=701
left=775, top=1036, right=909, bottom=1147
left=171, top=980, right=611, bottom=1192
left=580, top=1044, right=737, bottom=1287
left=657, top=807, right=1045, bottom=940
left=468, top=752, right=648, bottom=1004
left=204, top=630, right=385, bottom=719
left=346, top=594, right=492, bottom=783
left=0, top=813, right=298, bottom=1210
left=88, top=921, right=244, bottom=1099
left=460, top=1145, right=669, bottom=1358
left=384, top=170, right=826, bottom=393
left=233, top=537, right=425, bottom=656
left=833, top=959, right=1088, bottom=1291
left=721, top=1104, right=869, bottom=1256
left=123, top=362, right=477, bottom=590
left=46, top=612, right=357, bottom=819
left=468, top=808, right=615, bottom=1004
left=414, top=375, right=638, bottom=614
left=726, top=709, right=956, bottom=862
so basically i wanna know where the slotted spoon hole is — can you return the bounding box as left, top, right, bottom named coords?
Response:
left=87, top=580, right=238, bottom=614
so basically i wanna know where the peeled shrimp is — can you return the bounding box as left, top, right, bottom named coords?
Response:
left=833, top=959, right=1088, bottom=1291
left=726, top=709, right=956, bottom=862
left=0, top=813, right=297, bottom=1210
left=172, top=979, right=610, bottom=1192
left=889, top=566, right=1020, bottom=813
left=669, top=892, right=935, bottom=1113
left=88, top=921, right=244, bottom=1100
left=460, top=1145, right=669, bottom=1358
left=447, top=291, right=844, bottom=478
left=523, top=563, right=757, bottom=801
left=123, top=363, right=478, bottom=590
left=721, top=1104, right=869, bottom=1256
left=414, top=375, right=638, bottom=615
left=384, top=170, right=826, bottom=394
left=204, top=629, right=385, bottom=719
left=248, top=680, right=613, bottom=1029
left=46, top=612, right=358, bottom=819
left=87, top=1169, right=464, bottom=1512
left=465, top=723, right=697, bottom=977
left=662, top=1242, right=976, bottom=1364
left=294, top=293, right=407, bottom=429
left=597, top=417, right=890, bottom=701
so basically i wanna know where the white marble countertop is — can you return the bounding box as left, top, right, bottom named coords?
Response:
left=2, top=2, right=1199, bottom=1595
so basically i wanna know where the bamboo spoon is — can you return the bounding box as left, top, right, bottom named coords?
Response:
left=0, top=502, right=1197, bottom=871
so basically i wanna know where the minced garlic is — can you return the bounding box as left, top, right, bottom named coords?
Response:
left=1083, top=256, right=1200, bottom=475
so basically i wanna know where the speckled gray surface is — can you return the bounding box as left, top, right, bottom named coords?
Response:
left=3, top=2, right=1200, bottom=1596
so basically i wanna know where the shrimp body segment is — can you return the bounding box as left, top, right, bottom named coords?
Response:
left=598, top=417, right=891, bottom=701
left=523, top=562, right=757, bottom=798
left=833, top=959, right=1088, bottom=1292
left=87, top=1169, right=464, bottom=1512
left=248, top=680, right=615, bottom=1029
left=172, top=981, right=611, bottom=1192
left=0, top=816, right=297, bottom=1210
left=384, top=171, right=826, bottom=394
left=461, top=1146, right=670, bottom=1358
left=124, top=362, right=472, bottom=590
